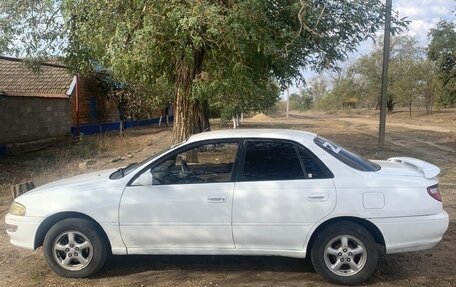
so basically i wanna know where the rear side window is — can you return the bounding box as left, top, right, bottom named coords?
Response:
left=241, top=141, right=305, bottom=181
left=314, top=136, right=380, bottom=172
left=297, top=146, right=334, bottom=179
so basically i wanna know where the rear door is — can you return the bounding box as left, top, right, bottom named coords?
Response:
left=232, top=139, right=336, bottom=250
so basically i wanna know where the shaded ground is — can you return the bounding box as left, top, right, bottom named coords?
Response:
left=0, top=110, right=455, bottom=286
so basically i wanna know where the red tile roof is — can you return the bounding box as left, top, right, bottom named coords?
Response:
left=0, top=56, right=74, bottom=99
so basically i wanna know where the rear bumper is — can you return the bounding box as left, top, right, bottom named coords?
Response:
left=5, top=213, right=42, bottom=250
left=369, top=211, right=449, bottom=254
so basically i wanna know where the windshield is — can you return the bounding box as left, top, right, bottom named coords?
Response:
left=314, top=136, right=380, bottom=172
left=109, top=140, right=186, bottom=179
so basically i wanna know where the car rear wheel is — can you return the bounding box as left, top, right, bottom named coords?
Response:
left=310, top=221, right=378, bottom=285
left=43, top=218, right=108, bottom=278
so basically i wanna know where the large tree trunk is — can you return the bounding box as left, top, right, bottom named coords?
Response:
left=172, top=50, right=209, bottom=143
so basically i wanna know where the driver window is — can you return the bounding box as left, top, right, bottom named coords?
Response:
left=151, top=142, right=239, bottom=185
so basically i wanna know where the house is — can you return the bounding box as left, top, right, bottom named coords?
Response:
left=0, top=57, right=75, bottom=150
left=0, top=57, right=115, bottom=155
left=0, top=56, right=171, bottom=155
left=69, top=73, right=119, bottom=135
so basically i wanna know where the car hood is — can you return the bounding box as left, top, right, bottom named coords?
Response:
left=28, top=168, right=118, bottom=194
left=372, top=159, right=439, bottom=178
left=13, top=168, right=126, bottom=218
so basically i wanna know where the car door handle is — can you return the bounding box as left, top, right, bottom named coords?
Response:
left=308, top=193, right=329, bottom=201
left=207, top=196, right=226, bottom=203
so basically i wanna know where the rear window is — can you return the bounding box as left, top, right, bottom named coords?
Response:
left=242, top=141, right=305, bottom=181
left=314, top=137, right=380, bottom=172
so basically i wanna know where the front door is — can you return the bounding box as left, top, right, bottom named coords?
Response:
left=119, top=141, right=240, bottom=252
left=232, top=140, right=336, bottom=250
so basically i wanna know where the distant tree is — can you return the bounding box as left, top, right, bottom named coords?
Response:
left=290, top=91, right=313, bottom=111
left=96, top=74, right=130, bottom=133
left=96, top=73, right=166, bottom=132
left=390, top=37, right=425, bottom=117
left=345, top=36, right=425, bottom=112
left=210, top=77, right=280, bottom=128
left=428, top=20, right=456, bottom=107
left=350, top=51, right=383, bottom=109
left=328, top=70, right=361, bottom=109
left=310, top=76, right=343, bottom=111
left=306, top=77, right=329, bottom=100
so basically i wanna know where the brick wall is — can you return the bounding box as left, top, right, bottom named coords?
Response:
left=0, top=96, right=70, bottom=144
left=70, top=76, right=119, bottom=126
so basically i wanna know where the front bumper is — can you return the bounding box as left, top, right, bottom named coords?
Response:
left=5, top=213, right=43, bottom=250
left=369, top=211, right=449, bottom=254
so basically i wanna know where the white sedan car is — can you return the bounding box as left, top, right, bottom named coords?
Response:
left=5, top=129, right=449, bottom=285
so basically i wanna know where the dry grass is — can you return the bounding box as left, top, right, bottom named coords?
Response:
left=0, top=127, right=172, bottom=208
left=441, top=131, right=456, bottom=144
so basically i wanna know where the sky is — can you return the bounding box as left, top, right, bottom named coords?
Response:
left=287, top=0, right=456, bottom=96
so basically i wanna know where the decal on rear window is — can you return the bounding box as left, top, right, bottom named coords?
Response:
left=314, top=137, right=380, bottom=172
left=322, top=141, right=341, bottom=154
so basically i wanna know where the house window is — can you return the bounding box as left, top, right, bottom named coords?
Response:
left=90, top=97, right=97, bottom=119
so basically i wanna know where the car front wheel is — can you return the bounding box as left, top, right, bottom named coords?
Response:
left=310, top=221, right=378, bottom=285
left=43, top=218, right=108, bottom=278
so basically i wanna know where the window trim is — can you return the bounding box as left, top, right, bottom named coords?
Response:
left=235, top=138, right=334, bottom=182
left=296, top=143, right=334, bottom=179
left=127, top=138, right=243, bottom=186
left=294, top=145, right=308, bottom=178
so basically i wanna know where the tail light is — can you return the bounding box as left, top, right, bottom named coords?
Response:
left=427, top=184, right=442, bottom=202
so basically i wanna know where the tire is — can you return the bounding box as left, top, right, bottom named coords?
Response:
left=43, top=218, right=108, bottom=278
left=310, top=221, right=378, bottom=285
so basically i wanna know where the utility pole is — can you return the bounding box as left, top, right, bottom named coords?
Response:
left=286, top=87, right=290, bottom=118
left=379, top=0, right=392, bottom=149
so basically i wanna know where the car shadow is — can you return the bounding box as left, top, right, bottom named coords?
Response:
left=95, top=255, right=316, bottom=278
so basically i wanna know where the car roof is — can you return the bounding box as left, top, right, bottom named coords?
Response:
left=187, top=129, right=317, bottom=143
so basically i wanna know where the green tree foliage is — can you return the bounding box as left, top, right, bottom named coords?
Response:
left=1, top=1, right=408, bottom=141
left=350, top=51, right=383, bottom=108
left=389, top=37, right=424, bottom=116
left=415, top=59, right=440, bottom=114
left=428, top=20, right=456, bottom=107
left=356, top=36, right=422, bottom=111
left=325, top=36, right=429, bottom=113
left=289, top=91, right=313, bottom=111
left=307, top=76, right=340, bottom=111
left=315, top=34, right=448, bottom=114
left=0, top=0, right=64, bottom=58
left=97, top=73, right=167, bottom=131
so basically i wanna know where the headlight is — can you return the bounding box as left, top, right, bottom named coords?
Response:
left=9, top=201, right=26, bottom=216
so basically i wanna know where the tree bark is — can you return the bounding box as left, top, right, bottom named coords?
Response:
left=172, top=50, right=209, bottom=143
left=386, top=93, right=395, bottom=112
left=425, top=88, right=433, bottom=115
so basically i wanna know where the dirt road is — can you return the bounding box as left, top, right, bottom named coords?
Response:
left=0, top=112, right=455, bottom=286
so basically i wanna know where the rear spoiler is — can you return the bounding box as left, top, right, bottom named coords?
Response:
left=387, top=157, right=440, bottom=179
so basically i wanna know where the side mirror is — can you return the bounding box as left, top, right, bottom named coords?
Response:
left=132, top=171, right=153, bottom=186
